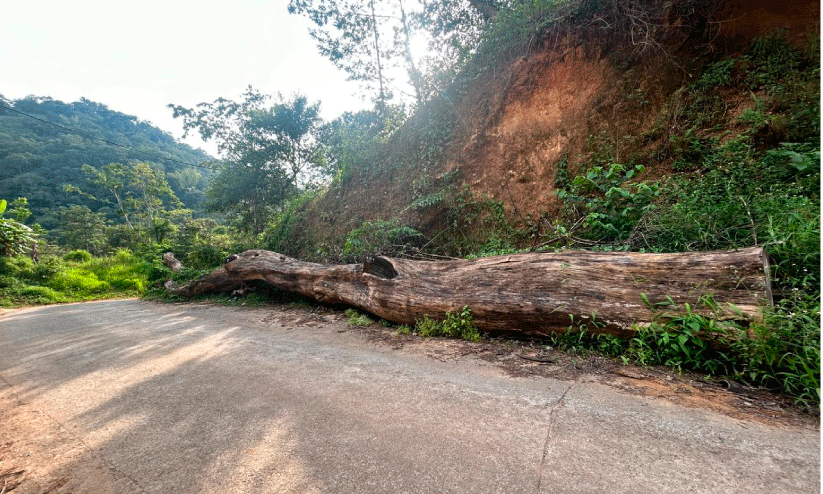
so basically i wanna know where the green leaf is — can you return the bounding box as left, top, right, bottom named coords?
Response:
left=0, top=199, right=6, bottom=216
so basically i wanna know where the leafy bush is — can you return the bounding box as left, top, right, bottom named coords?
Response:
left=556, top=163, right=659, bottom=243
left=0, top=256, right=34, bottom=278
left=342, top=220, right=424, bottom=261
left=63, top=249, right=93, bottom=263
left=30, top=256, right=65, bottom=282
left=0, top=275, right=21, bottom=289
left=472, top=0, right=576, bottom=69
left=416, top=306, right=481, bottom=342
left=547, top=291, right=819, bottom=410
left=263, top=190, right=320, bottom=257
left=437, top=187, right=520, bottom=257
left=147, top=264, right=173, bottom=286
left=732, top=292, right=820, bottom=409
left=0, top=199, right=38, bottom=256
left=18, top=286, right=64, bottom=303
left=109, top=277, right=144, bottom=292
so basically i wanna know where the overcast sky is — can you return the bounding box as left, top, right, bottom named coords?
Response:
left=1, top=0, right=370, bottom=156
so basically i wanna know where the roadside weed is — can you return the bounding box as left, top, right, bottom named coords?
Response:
left=415, top=306, right=481, bottom=342
left=345, top=308, right=375, bottom=327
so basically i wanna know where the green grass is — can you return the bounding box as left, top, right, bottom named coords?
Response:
left=547, top=294, right=820, bottom=412
left=0, top=249, right=151, bottom=307
left=345, top=308, right=375, bottom=326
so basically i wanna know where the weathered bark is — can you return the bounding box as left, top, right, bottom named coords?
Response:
left=168, top=247, right=772, bottom=337
left=163, top=252, right=183, bottom=272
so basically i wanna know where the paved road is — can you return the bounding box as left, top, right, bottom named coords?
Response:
left=0, top=300, right=818, bottom=493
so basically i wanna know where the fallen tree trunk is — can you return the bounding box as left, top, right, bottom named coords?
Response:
left=167, top=247, right=772, bottom=337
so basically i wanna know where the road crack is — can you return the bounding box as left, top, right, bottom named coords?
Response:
left=536, top=381, right=575, bottom=493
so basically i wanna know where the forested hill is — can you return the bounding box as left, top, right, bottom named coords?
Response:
left=0, top=95, right=214, bottom=228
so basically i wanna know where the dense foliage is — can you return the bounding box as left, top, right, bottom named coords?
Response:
left=0, top=248, right=150, bottom=307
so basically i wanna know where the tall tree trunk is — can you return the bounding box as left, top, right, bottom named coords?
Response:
left=399, top=0, right=424, bottom=106
left=370, top=0, right=388, bottom=110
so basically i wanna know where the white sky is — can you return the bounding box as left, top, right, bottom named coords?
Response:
left=0, top=0, right=371, bottom=157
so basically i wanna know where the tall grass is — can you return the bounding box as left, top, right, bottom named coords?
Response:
left=0, top=248, right=151, bottom=307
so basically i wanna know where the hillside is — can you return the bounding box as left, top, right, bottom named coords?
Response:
left=250, top=0, right=820, bottom=407
left=0, top=96, right=214, bottom=228
left=266, top=0, right=819, bottom=261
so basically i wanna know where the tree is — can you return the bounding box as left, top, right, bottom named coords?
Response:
left=167, top=247, right=772, bottom=337
left=7, top=197, right=32, bottom=223
left=0, top=198, right=37, bottom=257
left=52, top=205, right=108, bottom=255
left=289, top=0, right=500, bottom=107
left=128, top=162, right=184, bottom=243
left=169, top=89, right=324, bottom=234
left=410, top=0, right=496, bottom=99
left=289, top=0, right=395, bottom=109
left=82, top=163, right=134, bottom=229
left=79, top=161, right=184, bottom=244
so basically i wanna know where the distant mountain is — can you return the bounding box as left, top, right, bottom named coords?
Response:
left=0, top=95, right=215, bottom=228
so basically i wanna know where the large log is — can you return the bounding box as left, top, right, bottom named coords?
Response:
left=168, top=247, right=772, bottom=337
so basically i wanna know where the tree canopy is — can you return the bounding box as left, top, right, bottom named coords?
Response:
left=169, top=89, right=324, bottom=234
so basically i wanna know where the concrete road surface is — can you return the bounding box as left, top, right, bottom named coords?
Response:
left=0, top=300, right=818, bottom=493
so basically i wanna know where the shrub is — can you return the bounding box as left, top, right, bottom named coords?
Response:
left=48, top=268, right=109, bottom=293
left=342, top=220, right=424, bottom=260
left=109, top=277, right=144, bottom=292
left=30, top=256, right=65, bottom=282
left=63, top=250, right=93, bottom=263
left=732, top=292, right=820, bottom=409
left=186, top=244, right=228, bottom=270
left=18, top=286, right=63, bottom=303
left=396, top=324, right=412, bottom=335
left=0, top=274, right=21, bottom=289
left=147, top=264, right=173, bottom=285
left=556, top=163, right=658, bottom=243
left=0, top=256, right=34, bottom=278
left=415, top=306, right=481, bottom=342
